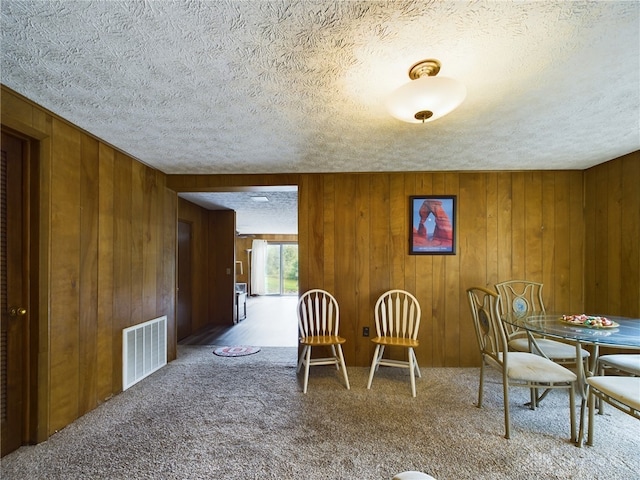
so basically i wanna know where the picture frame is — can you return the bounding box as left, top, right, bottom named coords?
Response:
left=409, top=195, right=457, bottom=255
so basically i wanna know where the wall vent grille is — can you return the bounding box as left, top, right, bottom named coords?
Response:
left=122, top=316, right=167, bottom=390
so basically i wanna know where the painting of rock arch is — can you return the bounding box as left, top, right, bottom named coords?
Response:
left=410, top=196, right=456, bottom=255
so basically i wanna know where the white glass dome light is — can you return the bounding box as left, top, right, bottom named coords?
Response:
left=385, top=59, right=466, bottom=124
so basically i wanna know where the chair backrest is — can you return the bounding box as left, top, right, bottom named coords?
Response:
left=297, top=289, right=340, bottom=338
left=494, top=280, right=545, bottom=317
left=374, top=290, right=421, bottom=340
left=467, top=287, right=507, bottom=364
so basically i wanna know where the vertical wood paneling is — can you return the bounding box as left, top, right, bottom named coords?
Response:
left=568, top=172, right=584, bottom=313
left=97, top=143, right=114, bottom=402
left=524, top=172, right=543, bottom=281
left=369, top=174, right=391, bottom=298
left=541, top=172, right=555, bottom=309
left=458, top=173, right=484, bottom=366
left=496, top=173, right=513, bottom=281
left=511, top=173, right=526, bottom=278
left=49, top=119, right=81, bottom=432
left=334, top=175, right=357, bottom=357
left=485, top=172, right=499, bottom=288
left=2, top=87, right=176, bottom=441
left=354, top=175, right=371, bottom=365
left=323, top=175, right=336, bottom=293
left=130, top=161, right=144, bottom=325
left=620, top=156, right=640, bottom=316
left=443, top=173, right=461, bottom=366
left=553, top=171, right=571, bottom=312
left=142, top=168, right=159, bottom=320
left=606, top=160, right=622, bottom=313
left=305, top=175, right=324, bottom=290
left=389, top=174, right=406, bottom=288
left=159, top=186, right=177, bottom=361
left=112, top=152, right=132, bottom=393
left=585, top=153, right=640, bottom=317
left=595, top=166, right=609, bottom=308
left=79, top=133, right=99, bottom=415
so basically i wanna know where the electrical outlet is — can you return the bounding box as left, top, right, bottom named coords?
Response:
left=363, top=327, right=370, bottom=337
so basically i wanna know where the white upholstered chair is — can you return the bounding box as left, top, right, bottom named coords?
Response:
left=595, top=353, right=640, bottom=414
left=583, top=376, right=640, bottom=446
left=495, top=280, right=589, bottom=367
left=296, top=289, right=350, bottom=394
left=467, top=286, right=577, bottom=440
left=597, top=353, right=640, bottom=376
left=367, top=290, right=421, bottom=397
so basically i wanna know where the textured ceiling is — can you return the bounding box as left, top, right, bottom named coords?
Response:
left=2, top=0, right=639, bottom=234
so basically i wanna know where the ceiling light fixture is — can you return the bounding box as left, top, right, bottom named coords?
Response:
left=385, top=59, right=466, bottom=124
left=250, top=196, right=269, bottom=202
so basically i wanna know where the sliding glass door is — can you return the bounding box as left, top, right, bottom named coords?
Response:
left=265, top=243, right=298, bottom=295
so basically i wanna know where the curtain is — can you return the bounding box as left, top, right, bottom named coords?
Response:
left=251, top=239, right=268, bottom=295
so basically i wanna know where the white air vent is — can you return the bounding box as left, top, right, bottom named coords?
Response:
left=122, top=316, right=167, bottom=390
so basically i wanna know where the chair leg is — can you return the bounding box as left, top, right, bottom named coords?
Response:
left=375, top=345, right=385, bottom=372
left=367, top=345, right=382, bottom=389
left=336, top=345, right=350, bottom=390
left=330, top=345, right=340, bottom=370
left=302, top=346, right=312, bottom=394
left=477, top=361, right=485, bottom=408
left=411, top=348, right=421, bottom=378
left=503, top=375, right=511, bottom=439
left=587, top=385, right=596, bottom=446
left=568, top=384, right=576, bottom=443
left=408, top=347, right=417, bottom=397
left=296, top=345, right=308, bottom=373
left=578, top=397, right=587, bottom=447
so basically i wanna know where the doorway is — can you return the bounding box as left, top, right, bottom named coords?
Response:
left=1, top=130, right=37, bottom=457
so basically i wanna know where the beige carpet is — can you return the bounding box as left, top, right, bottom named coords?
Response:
left=1, top=346, right=638, bottom=480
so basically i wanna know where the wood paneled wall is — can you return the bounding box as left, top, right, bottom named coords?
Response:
left=2, top=86, right=177, bottom=439
left=584, top=152, right=640, bottom=317
left=169, top=170, right=588, bottom=367
left=177, top=200, right=236, bottom=331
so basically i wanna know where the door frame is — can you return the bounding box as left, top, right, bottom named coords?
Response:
left=1, top=117, right=51, bottom=445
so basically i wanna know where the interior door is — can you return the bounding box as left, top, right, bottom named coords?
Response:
left=1, top=131, right=28, bottom=457
left=177, top=220, right=192, bottom=340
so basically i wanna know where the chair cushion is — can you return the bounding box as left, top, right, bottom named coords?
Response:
left=598, top=354, right=640, bottom=376
left=509, top=337, right=589, bottom=359
left=506, top=352, right=577, bottom=383
left=587, top=376, right=640, bottom=411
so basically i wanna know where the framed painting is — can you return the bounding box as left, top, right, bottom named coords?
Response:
left=409, top=195, right=457, bottom=255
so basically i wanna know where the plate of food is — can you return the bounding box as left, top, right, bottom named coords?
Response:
left=559, top=314, right=619, bottom=329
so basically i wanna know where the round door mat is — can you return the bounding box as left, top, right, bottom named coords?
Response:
left=213, top=346, right=261, bottom=357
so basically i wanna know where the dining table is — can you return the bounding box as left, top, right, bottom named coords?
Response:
left=501, top=311, right=640, bottom=445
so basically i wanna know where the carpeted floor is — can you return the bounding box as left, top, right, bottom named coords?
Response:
left=1, top=345, right=638, bottom=480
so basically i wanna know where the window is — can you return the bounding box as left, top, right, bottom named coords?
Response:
left=265, top=243, right=298, bottom=295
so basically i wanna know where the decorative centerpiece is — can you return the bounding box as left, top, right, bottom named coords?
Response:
left=560, top=314, right=619, bottom=329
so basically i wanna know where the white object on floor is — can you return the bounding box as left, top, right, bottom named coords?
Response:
left=392, top=471, right=436, bottom=480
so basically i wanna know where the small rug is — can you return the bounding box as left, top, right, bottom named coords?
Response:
left=213, top=346, right=261, bottom=357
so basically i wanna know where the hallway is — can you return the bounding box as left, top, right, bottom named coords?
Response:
left=179, top=295, right=298, bottom=347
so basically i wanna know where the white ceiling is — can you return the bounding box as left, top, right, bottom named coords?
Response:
left=2, top=0, right=639, bottom=235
